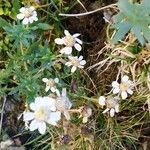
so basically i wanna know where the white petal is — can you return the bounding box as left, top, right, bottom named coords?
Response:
left=62, top=88, right=67, bottom=97
left=56, top=89, right=60, bottom=97
left=64, top=111, right=70, bottom=120
left=23, top=112, right=34, bottom=121
left=80, top=60, right=86, bottom=65
left=51, top=87, right=56, bottom=92
left=29, top=17, right=34, bottom=23
left=78, top=55, right=83, bottom=61
left=127, top=89, right=133, bottom=95
left=17, top=13, right=25, bottom=20
left=42, top=78, right=48, bottom=83
left=35, top=97, right=49, bottom=109
left=74, top=43, right=82, bottom=51
left=68, top=100, right=72, bottom=109
left=60, top=47, right=72, bottom=55
left=83, top=117, right=88, bottom=123
left=33, top=11, right=37, bottom=16
left=110, top=108, right=115, bottom=117
left=33, top=16, right=38, bottom=21
left=42, top=97, right=56, bottom=111
left=65, top=62, right=72, bottom=67
left=54, top=38, right=64, bottom=45
left=121, top=91, right=128, bottom=99
left=102, top=108, right=110, bottom=114
left=73, top=33, right=80, bottom=37
left=35, top=96, right=43, bottom=100
left=29, top=120, right=39, bottom=131
left=38, top=122, right=46, bottom=134
left=122, top=75, right=129, bottom=82
left=30, top=103, right=36, bottom=111
left=98, top=96, right=106, bottom=106
left=45, top=86, right=50, bottom=92
left=75, top=38, right=82, bottom=44
left=35, top=97, right=43, bottom=105
left=71, top=66, right=77, bottom=73
left=115, top=104, right=119, bottom=113
left=54, top=78, right=59, bottom=83
left=112, top=81, right=119, bottom=88
left=19, top=7, right=26, bottom=13
left=78, top=65, right=84, bottom=69
left=113, top=87, right=120, bottom=94
left=30, top=6, right=35, bottom=11
left=64, top=30, right=70, bottom=36
left=22, top=18, right=29, bottom=25
left=47, top=112, right=61, bottom=125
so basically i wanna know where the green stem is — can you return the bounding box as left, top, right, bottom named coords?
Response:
left=20, top=42, right=28, bottom=71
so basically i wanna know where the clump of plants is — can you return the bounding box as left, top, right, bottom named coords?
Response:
left=0, top=0, right=150, bottom=149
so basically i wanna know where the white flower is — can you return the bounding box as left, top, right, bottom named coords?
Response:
left=99, top=96, right=119, bottom=117
left=54, top=30, right=82, bottom=55
left=55, top=88, right=72, bottom=120
left=79, top=106, right=92, bottom=123
left=23, top=97, right=61, bottom=134
left=98, top=96, right=106, bottom=107
left=17, top=6, right=38, bottom=25
left=42, top=78, right=59, bottom=94
left=112, top=75, right=134, bottom=100
left=65, top=55, right=86, bottom=73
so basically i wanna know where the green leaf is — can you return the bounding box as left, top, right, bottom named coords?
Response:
left=131, top=25, right=144, bottom=45
left=112, top=0, right=150, bottom=45
left=118, top=0, right=133, bottom=16
left=112, top=23, right=131, bottom=44
left=0, top=17, right=12, bottom=29
left=10, top=0, right=20, bottom=19
left=37, top=23, right=53, bottom=30
left=0, top=8, right=4, bottom=15
left=143, top=0, right=150, bottom=10
left=143, top=27, right=150, bottom=42
left=114, top=13, right=124, bottom=23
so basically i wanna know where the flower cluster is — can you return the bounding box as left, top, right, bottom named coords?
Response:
left=17, top=5, right=86, bottom=73
left=55, top=30, right=86, bottom=73
left=16, top=5, right=88, bottom=133
left=98, top=75, right=134, bottom=117
left=17, top=5, right=135, bottom=136
left=23, top=88, right=72, bottom=134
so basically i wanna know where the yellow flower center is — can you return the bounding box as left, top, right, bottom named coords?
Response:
left=119, top=83, right=129, bottom=91
left=24, top=9, right=32, bottom=18
left=64, top=35, right=75, bottom=47
left=35, top=107, right=48, bottom=121
left=71, top=58, right=80, bottom=67
left=56, top=99, right=66, bottom=111
left=106, top=99, right=116, bottom=108
left=47, top=79, right=55, bottom=87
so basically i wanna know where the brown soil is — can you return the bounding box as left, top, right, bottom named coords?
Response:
left=65, top=0, right=118, bottom=94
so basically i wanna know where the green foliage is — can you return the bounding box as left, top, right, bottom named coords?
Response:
left=0, top=0, right=20, bottom=19
left=112, top=0, right=150, bottom=45
left=0, top=0, right=149, bottom=150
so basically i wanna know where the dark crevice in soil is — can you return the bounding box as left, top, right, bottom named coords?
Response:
left=65, top=0, right=118, bottom=94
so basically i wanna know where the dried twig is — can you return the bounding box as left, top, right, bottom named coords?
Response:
left=0, top=96, right=6, bottom=135
left=59, top=3, right=117, bottom=17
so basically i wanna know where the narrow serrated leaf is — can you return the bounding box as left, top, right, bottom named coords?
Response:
left=112, top=23, right=131, bottom=44
left=37, top=23, right=53, bottom=30
left=143, top=27, right=150, bottom=43
left=131, top=25, right=145, bottom=45
left=0, top=17, right=12, bottom=29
